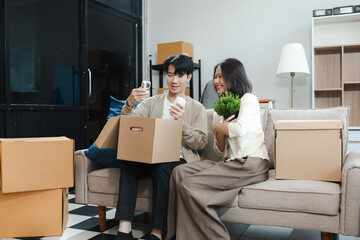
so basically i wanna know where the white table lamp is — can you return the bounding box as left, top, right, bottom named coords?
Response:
left=276, top=43, right=310, bottom=108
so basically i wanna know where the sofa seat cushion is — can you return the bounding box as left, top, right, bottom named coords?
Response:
left=238, top=170, right=341, bottom=216
left=88, top=168, right=153, bottom=198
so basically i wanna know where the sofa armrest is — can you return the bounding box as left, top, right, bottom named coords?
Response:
left=340, top=150, right=360, bottom=236
left=74, top=149, right=101, bottom=204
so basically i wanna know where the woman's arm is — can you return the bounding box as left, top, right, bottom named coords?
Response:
left=212, top=115, right=235, bottom=152
left=227, top=94, right=259, bottom=138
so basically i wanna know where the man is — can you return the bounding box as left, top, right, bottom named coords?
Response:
left=115, top=55, right=207, bottom=240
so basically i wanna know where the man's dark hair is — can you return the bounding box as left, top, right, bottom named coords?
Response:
left=213, top=58, right=252, bottom=98
left=164, top=55, right=194, bottom=76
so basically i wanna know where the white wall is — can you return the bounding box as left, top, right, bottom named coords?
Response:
left=143, top=0, right=359, bottom=108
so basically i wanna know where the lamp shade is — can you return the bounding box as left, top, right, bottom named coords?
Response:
left=276, top=43, right=310, bottom=77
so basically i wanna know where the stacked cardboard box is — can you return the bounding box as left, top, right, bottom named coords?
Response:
left=0, top=137, right=74, bottom=238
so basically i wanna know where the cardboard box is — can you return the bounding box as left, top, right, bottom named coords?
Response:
left=95, top=116, right=183, bottom=164
left=157, top=41, right=193, bottom=64
left=274, top=120, right=343, bottom=181
left=0, top=188, right=68, bottom=238
left=0, top=137, right=74, bottom=193
left=158, top=87, right=190, bottom=96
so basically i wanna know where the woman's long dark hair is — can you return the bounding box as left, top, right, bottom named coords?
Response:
left=214, top=58, right=252, bottom=98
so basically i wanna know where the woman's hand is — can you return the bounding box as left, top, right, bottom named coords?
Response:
left=126, top=87, right=149, bottom=107
left=170, top=103, right=185, bottom=120
left=224, top=115, right=236, bottom=123
left=212, top=115, right=235, bottom=136
left=212, top=114, right=236, bottom=152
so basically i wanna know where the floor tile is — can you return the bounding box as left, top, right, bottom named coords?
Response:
left=132, top=222, right=153, bottom=238
left=69, top=205, right=108, bottom=217
left=340, top=235, right=360, bottom=240
left=65, top=230, right=99, bottom=240
left=242, top=225, right=292, bottom=240
left=59, top=229, right=95, bottom=240
left=66, top=214, right=92, bottom=228
left=93, top=207, right=116, bottom=220
left=102, top=225, right=119, bottom=235
left=288, top=229, right=320, bottom=240
left=88, top=219, right=119, bottom=232
left=223, top=221, right=250, bottom=236
left=70, top=217, right=103, bottom=231
left=41, top=236, right=62, bottom=240
left=68, top=203, right=85, bottom=212
left=87, top=233, right=115, bottom=240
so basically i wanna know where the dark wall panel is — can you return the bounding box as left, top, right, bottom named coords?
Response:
left=5, top=108, right=86, bottom=150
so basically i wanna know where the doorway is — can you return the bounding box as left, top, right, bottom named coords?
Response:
left=86, top=0, right=142, bottom=145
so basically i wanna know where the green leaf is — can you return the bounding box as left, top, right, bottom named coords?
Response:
left=213, top=92, right=241, bottom=117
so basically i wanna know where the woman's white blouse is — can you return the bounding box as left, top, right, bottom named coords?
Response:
left=213, top=93, right=269, bottom=162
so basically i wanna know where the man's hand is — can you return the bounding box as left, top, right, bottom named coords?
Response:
left=126, top=87, right=149, bottom=107
left=169, top=103, right=185, bottom=120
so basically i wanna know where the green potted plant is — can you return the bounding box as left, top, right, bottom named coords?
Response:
left=213, top=91, right=241, bottom=120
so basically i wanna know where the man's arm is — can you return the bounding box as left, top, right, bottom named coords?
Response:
left=182, top=104, right=208, bottom=151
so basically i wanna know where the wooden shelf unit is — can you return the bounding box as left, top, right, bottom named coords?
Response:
left=312, top=13, right=360, bottom=127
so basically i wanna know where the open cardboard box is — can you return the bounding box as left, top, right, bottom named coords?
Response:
left=274, top=120, right=343, bottom=181
left=0, top=137, right=74, bottom=193
left=0, top=188, right=68, bottom=238
left=95, top=115, right=183, bottom=164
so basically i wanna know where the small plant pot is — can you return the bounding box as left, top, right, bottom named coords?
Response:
left=224, top=110, right=239, bottom=121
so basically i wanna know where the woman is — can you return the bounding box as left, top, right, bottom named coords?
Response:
left=166, top=58, right=269, bottom=240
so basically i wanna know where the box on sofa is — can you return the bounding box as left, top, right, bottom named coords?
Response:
left=274, top=120, right=343, bottom=181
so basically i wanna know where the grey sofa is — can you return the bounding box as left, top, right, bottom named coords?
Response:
left=75, top=106, right=360, bottom=239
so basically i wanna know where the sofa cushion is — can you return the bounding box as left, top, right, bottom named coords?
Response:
left=88, top=168, right=153, bottom=198
left=239, top=170, right=341, bottom=216
left=265, top=106, right=349, bottom=169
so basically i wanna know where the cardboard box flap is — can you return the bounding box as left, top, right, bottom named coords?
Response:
left=95, top=116, right=120, bottom=149
left=152, top=118, right=182, bottom=162
left=274, top=120, right=343, bottom=130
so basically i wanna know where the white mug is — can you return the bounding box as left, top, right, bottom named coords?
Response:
left=174, top=96, right=186, bottom=108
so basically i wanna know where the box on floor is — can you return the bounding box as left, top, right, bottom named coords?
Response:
left=0, top=188, right=68, bottom=238
left=0, top=137, right=74, bottom=238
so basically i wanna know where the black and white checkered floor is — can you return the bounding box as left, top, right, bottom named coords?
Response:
left=2, top=192, right=360, bottom=240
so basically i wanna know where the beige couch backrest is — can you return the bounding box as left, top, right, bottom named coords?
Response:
left=264, top=106, right=350, bottom=169
left=200, top=106, right=349, bottom=170
left=199, top=108, right=266, bottom=162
